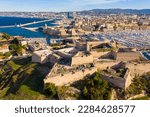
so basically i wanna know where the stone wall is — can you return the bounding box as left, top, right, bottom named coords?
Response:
left=101, top=69, right=132, bottom=90
left=86, top=40, right=110, bottom=51
left=55, top=51, right=72, bottom=58
left=101, top=73, right=126, bottom=89
left=44, top=61, right=150, bottom=89
left=95, top=62, right=133, bottom=89
left=71, top=55, right=94, bottom=66
left=76, top=41, right=87, bottom=51
left=90, top=51, right=110, bottom=58
left=124, top=69, right=133, bottom=89
left=114, top=52, right=141, bottom=61
left=49, top=54, right=61, bottom=64
left=95, top=61, right=120, bottom=70
left=126, top=63, right=150, bottom=76
left=44, top=67, right=97, bottom=86
left=32, top=53, right=49, bottom=64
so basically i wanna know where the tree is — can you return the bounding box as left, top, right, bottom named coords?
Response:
left=44, top=83, right=57, bottom=98
left=82, top=72, right=112, bottom=100
left=11, top=38, right=19, bottom=45
left=4, top=52, right=11, bottom=59
left=126, top=73, right=150, bottom=97
left=2, top=33, right=10, bottom=39
left=83, top=86, right=88, bottom=97
left=16, top=45, right=23, bottom=55
left=9, top=44, right=17, bottom=50
left=9, top=44, right=24, bottom=55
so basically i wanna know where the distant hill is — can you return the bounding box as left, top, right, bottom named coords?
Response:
left=79, top=9, right=150, bottom=15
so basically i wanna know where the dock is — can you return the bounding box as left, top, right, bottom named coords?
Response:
left=0, top=19, right=53, bottom=28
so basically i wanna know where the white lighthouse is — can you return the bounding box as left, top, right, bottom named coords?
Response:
left=45, top=24, right=48, bottom=29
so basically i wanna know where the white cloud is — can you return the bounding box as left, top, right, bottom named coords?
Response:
left=62, top=0, right=129, bottom=11
left=68, top=0, right=128, bottom=5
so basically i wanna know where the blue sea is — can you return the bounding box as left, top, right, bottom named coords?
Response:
left=0, top=16, right=56, bottom=44
left=0, top=16, right=46, bottom=26
left=143, top=51, right=150, bottom=60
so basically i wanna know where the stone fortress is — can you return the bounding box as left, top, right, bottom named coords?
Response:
left=32, top=38, right=150, bottom=90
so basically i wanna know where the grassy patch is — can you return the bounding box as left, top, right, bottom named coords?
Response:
left=4, top=85, right=46, bottom=100
left=0, top=87, right=9, bottom=99
left=0, top=58, right=52, bottom=100
left=7, top=61, right=21, bottom=71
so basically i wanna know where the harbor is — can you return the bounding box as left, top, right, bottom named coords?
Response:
left=0, top=17, right=57, bottom=44
left=97, top=30, right=150, bottom=49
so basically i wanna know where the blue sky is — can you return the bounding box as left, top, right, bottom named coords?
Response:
left=0, top=0, right=150, bottom=11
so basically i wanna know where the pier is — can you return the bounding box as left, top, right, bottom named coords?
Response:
left=0, top=25, right=15, bottom=28
left=21, top=27, right=39, bottom=32
left=0, top=19, right=53, bottom=28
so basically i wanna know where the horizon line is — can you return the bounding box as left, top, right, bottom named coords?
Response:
left=0, top=8, right=150, bottom=13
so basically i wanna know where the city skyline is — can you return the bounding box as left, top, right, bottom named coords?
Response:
left=0, top=0, right=150, bottom=12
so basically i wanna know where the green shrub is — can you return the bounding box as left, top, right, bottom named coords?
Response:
left=2, top=33, right=10, bottom=39
left=4, top=52, right=11, bottom=58
left=44, top=83, right=57, bottom=98
left=126, top=72, right=150, bottom=96
left=0, top=52, right=3, bottom=56
left=82, top=72, right=112, bottom=100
